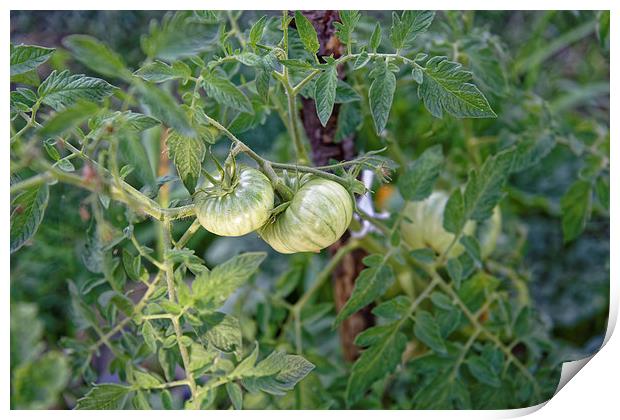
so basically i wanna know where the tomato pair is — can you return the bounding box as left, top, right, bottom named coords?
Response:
left=193, top=167, right=353, bottom=253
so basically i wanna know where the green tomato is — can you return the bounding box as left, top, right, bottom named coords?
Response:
left=259, top=177, right=353, bottom=254
left=478, top=205, right=502, bottom=259
left=193, top=167, right=274, bottom=237
left=401, top=191, right=476, bottom=258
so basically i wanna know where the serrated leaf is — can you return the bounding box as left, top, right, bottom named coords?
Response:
left=240, top=350, right=314, bottom=395
left=372, top=296, right=412, bottom=320
left=413, top=310, right=447, bottom=354
left=511, top=131, right=556, bottom=173
left=141, top=320, right=157, bottom=353
left=443, top=148, right=514, bottom=234
left=166, top=130, right=205, bottom=194
left=75, top=384, right=131, bottom=409
left=133, top=370, right=163, bottom=388
left=249, top=16, right=268, bottom=47
left=141, top=12, right=219, bottom=61
left=369, top=23, right=382, bottom=52
left=466, top=355, right=501, bottom=388
left=335, top=255, right=394, bottom=325
left=10, top=184, right=49, bottom=254
left=39, top=100, right=99, bottom=138
left=63, top=35, right=131, bottom=79
left=38, top=70, right=117, bottom=110
left=369, top=59, right=396, bottom=134
left=226, top=382, right=243, bottom=409
left=560, top=179, right=592, bottom=242
left=138, top=83, right=194, bottom=136
left=353, top=50, right=370, bottom=69
left=346, top=322, right=406, bottom=407
left=595, top=176, right=609, bottom=210
left=334, top=11, right=361, bottom=50
left=10, top=44, right=55, bottom=76
left=459, top=235, right=481, bottom=263
left=397, top=145, right=443, bottom=201
left=335, top=79, right=360, bottom=103
left=135, top=60, right=191, bottom=83
left=390, top=11, right=435, bottom=50
left=202, top=72, right=253, bottom=114
left=335, top=101, right=362, bottom=143
left=294, top=11, right=320, bottom=55
left=314, top=64, right=338, bottom=127
left=418, top=56, right=496, bottom=118
left=193, top=252, right=266, bottom=309
left=196, top=312, right=242, bottom=358
left=188, top=341, right=217, bottom=372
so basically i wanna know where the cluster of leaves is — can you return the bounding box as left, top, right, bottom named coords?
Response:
left=10, top=10, right=608, bottom=410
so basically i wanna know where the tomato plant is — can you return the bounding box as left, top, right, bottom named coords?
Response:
left=10, top=10, right=609, bottom=410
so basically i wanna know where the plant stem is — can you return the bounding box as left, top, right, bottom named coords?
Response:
left=161, top=218, right=198, bottom=400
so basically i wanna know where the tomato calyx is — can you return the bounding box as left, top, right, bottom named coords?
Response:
left=196, top=153, right=239, bottom=197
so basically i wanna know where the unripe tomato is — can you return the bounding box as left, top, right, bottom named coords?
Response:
left=193, top=167, right=274, bottom=237
left=478, top=205, right=502, bottom=259
left=401, top=191, right=476, bottom=258
left=259, top=177, right=353, bottom=254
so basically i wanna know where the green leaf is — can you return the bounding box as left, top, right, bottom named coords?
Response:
left=166, top=131, right=205, bottom=194
left=196, top=312, right=242, bottom=358
left=11, top=69, right=41, bottom=87
left=10, top=184, right=49, bottom=254
left=410, top=247, right=436, bottom=263
left=390, top=11, right=435, bottom=50
left=595, top=176, right=609, bottom=210
left=459, top=235, right=481, bottom=264
left=240, top=350, right=315, bottom=395
left=334, top=11, right=361, bottom=50
left=10, top=88, right=37, bottom=114
left=139, top=83, right=194, bottom=136
left=193, top=252, right=266, bottom=309
left=118, top=132, right=156, bottom=187
left=346, top=321, right=406, bottom=407
left=202, top=72, right=253, bottom=114
left=10, top=44, right=55, bottom=76
left=511, top=131, right=556, bottom=173
left=413, top=310, right=447, bottom=354
left=335, top=102, right=362, bottom=143
left=335, top=255, right=394, bottom=325
left=63, top=35, right=131, bottom=79
left=369, top=23, right=382, bottom=52
left=188, top=341, right=217, bottom=372
left=133, top=370, right=163, bottom=388
left=38, top=70, right=117, bottom=110
left=226, top=382, right=243, bottom=409
left=39, top=100, right=99, bottom=138
left=294, top=11, right=320, bottom=55
left=560, top=179, right=592, bottom=242
left=353, top=50, right=370, bottom=70
left=249, top=16, right=268, bottom=47
left=314, top=64, right=338, bottom=127
left=141, top=12, right=219, bottom=61
left=443, top=149, right=514, bottom=234
left=76, top=384, right=132, bottom=409
left=368, top=58, right=396, bottom=134
left=141, top=320, right=158, bottom=353
left=466, top=355, right=501, bottom=388
left=397, top=145, right=443, bottom=201
left=418, top=56, right=496, bottom=118
left=372, top=296, right=412, bottom=320
left=335, top=80, right=360, bottom=103
left=134, top=60, right=191, bottom=83
left=11, top=351, right=69, bottom=409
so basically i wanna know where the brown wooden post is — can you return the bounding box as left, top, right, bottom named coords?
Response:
left=293, top=10, right=374, bottom=361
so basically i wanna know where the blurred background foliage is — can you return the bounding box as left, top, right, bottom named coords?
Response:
left=10, top=10, right=609, bottom=409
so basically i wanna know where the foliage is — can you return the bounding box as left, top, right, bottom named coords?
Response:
left=10, top=10, right=609, bottom=410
